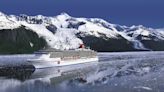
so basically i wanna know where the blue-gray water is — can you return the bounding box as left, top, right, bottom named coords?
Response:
left=0, top=51, right=164, bottom=92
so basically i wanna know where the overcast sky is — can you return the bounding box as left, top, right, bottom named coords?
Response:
left=0, top=0, right=164, bottom=28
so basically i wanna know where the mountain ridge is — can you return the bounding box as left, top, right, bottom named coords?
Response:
left=0, top=11, right=164, bottom=53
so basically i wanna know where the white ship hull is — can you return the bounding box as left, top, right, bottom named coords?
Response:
left=28, top=57, right=98, bottom=69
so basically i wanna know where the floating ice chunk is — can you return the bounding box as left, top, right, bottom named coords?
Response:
left=134, top=86, right=152, bottom=91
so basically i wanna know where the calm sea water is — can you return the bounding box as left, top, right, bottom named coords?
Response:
left=0, top=51, right=164, bottom=92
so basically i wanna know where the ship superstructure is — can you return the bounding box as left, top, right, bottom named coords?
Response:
left=28, top=48, right=98, bottom=69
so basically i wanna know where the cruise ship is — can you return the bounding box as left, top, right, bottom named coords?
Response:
left=28, top=47, right=98, bottom=69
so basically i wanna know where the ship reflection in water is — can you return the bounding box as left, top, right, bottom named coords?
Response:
left=0, top=52, right=164, bottom=92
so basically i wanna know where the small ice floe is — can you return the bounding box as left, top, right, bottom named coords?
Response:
left=134, top=86, right=152, bottom=91
left=142, top=67, right=151, bottom=72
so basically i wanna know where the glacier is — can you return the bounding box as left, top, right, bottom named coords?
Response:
left=0, top=11, right=164, bottom=51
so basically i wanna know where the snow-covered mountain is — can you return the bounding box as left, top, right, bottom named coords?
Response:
left=0, top=11, right=164, bottom=53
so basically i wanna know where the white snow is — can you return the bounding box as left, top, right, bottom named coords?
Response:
left=21, top=22, right=57, bottom=47
left=77, top=20, right=118, bottom=38
left=116, top=31, right=149, bottom=50
left=21, top=22, right=82, bottom=50
left=30, top=42, right=34, bottom=47
left=0, top=11, right=164, bottom=50
left=53, top=28, right=83, bottom=50
left=0, top=12, right=20, bottom=30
